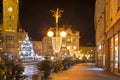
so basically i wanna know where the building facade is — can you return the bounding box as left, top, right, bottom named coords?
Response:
left=65, top=27, right=80, bottom=57
left=95, top=0, right=120, bottom=74
left=42, top=27, right=80, bottom=58
left=79, top=46, right=96, bottom=62
left=31, top=41, right=42, bottom=56
left=42, top=37, right=53, bottom=56
left=0, top=0, right=27, bottom=58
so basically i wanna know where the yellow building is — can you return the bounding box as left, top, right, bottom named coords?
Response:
left=95, top=0, right=120, bottom=74
left=0, top=0, right=27, bottom=58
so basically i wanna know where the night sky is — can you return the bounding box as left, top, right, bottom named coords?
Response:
left=0, top=0, right=96, bottom=47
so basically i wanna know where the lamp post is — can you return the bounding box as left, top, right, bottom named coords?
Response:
left=50, top=8, right=64, bottom=34
left=67, top=46, right=77, bottom=57
left=48, top=8, right=66, bottom=60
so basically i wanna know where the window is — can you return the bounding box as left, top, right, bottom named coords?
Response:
left=6, top=35, right=14, bottom=40
left=7, top=44, right=14, bottom=48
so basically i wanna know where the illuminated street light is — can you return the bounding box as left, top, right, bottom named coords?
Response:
left=67, top=46, right=71, bottom=50
left=47, top=31, right=54, bottom=37
left=50, top=8, right=64, bottom=27
left=48, top=8, right=66, bottom=59
left=73, top=46, right=77, bottom=50
left=60, top=31, right=66, bottom=37
left=67, top=46, right=77, bottom=56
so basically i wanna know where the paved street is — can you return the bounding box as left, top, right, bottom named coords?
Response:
left=23, top=64, right=38, bottom=76
left=23, top=63, right=39, bottom=80
left=49, top=63, right=120, bottom=80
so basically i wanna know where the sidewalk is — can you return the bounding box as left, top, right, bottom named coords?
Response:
left=48, top=63, right=120, bottom=80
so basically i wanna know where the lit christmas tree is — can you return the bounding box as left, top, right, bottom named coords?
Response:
left=19, top=35, right=35, bottom=62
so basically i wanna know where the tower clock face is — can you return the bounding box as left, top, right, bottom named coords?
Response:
left=8, top=7, right=13, bottom=12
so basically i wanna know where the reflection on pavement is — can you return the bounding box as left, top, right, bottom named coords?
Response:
left=23, top=64, right=39, bottom=80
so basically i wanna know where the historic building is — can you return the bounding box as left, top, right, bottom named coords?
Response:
left=79, top=46, right=96, bottom=62
left=42, top=37, right=53, bottom=56
left=42, top=26, right=80, bottom=58
left=94, top=0, right=106, bottom=68
left=95, top=0, right=120, bottom=74
left=31, top=41, right=42, bottom=56
left=65, top=27, right=80, bottom=57
left=0, top=0, right=27, bottom=58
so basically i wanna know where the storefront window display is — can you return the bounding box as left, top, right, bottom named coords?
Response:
left=114, top=34, right=118, bottom=70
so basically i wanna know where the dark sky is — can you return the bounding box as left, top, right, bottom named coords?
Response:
left=1, top=0, right=96, bottom=46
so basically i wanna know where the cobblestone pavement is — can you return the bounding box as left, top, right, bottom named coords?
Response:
left=48, top=63, right=120, bottom=80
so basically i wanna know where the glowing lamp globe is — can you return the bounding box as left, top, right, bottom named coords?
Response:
left=60, top=31, right=66, bottom=37
left=67, top=46, right=71, bottom=50
left=48, top=31, right=54, bottom=37
left=73, top=46, right=77, bottom=50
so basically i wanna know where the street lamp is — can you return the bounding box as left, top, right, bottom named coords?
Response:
left=47, top=30, right=66, bottom=38
left=67, top=46, right=77, bottom=56
left=47, top=8, right=66, bottom=59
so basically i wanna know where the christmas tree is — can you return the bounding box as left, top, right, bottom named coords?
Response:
left=19, top=35, right=35, bottom=62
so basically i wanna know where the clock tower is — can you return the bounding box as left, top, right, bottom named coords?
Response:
left=2, top=0, right=27, bottom=57
left=3, top=0, right=18, bottom=32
